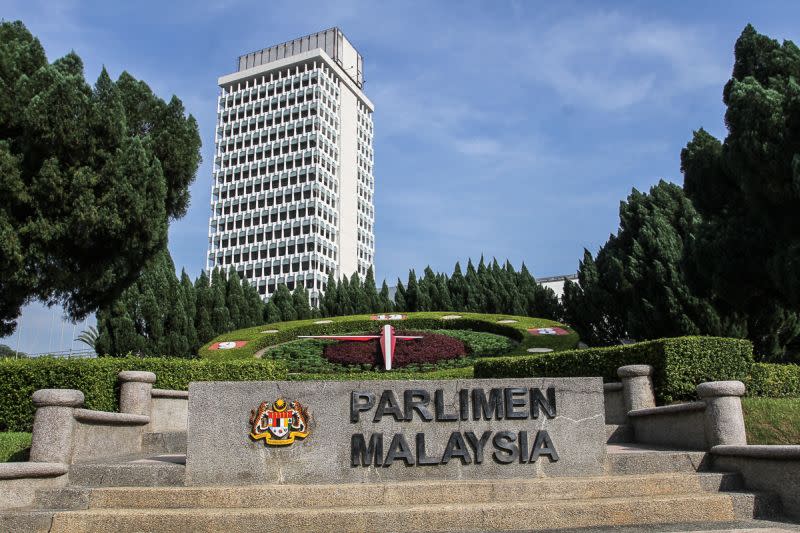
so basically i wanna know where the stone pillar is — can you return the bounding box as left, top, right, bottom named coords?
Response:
left=617, top=365, right=656, bottom=412
left=118, top=371, right=157, bottom=417
left=29, top=389, right=84, bottom=464
left=697, top=380, right=747, bottom=447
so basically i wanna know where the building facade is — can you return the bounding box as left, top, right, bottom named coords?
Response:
left=206, top=28, right=375, bottom=307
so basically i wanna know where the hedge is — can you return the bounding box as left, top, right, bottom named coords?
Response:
left=474, top=336, right=754, bottom=403
left=200, top=312, right=579, bottom=360
left=0, top=357, right=285, bottom=433
left=746, top=362, right=800, bottom=398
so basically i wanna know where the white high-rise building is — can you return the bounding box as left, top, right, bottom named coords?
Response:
left=207, top=28, right=375, bottom=307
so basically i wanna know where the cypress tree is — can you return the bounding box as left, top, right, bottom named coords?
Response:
left=337, top=275, right=354, bottom=316
left=363, top=267, right=380, bottom=312
left=321, top=272, right=339, bottom=317
left=394, top=279, right=406, bottom=311
left=292, top=285, right=312, bottom=320
left=193, top=270, right=214, bottom=344
left=180, top=269, right=199, bottom=353
left=448, top=262, right=468, bottom=310
left=405, top=270, right=420, bottom=312
left=378, top=280, right=393, bottom=312
left=241, top=278, right=265, bottom=327
left=271, top=284, right=297, bottom=322
left=225, top=267, right=245, bottom=329
left=210, top=268, right=231, bottom=334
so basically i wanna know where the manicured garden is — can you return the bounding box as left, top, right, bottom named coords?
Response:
left=199, top=312, right=579, bottom=360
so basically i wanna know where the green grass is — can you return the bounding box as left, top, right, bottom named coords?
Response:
left=0, top=432, right=31, bottom=462
left=742, top=397, right=800, bottom=445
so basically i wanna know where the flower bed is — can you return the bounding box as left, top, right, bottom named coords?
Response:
left=323, top=331, right=468, bottom=368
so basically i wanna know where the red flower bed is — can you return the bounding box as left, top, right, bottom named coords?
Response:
left=322, top=331, right=468, bottom=367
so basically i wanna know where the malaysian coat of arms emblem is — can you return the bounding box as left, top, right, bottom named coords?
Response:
left=249, top=398, right=310, bottom=446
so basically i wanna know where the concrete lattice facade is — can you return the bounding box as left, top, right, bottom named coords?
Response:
left=207, top=28, right=375, bottom=306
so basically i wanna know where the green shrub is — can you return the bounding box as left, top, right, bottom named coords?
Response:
left=0, top=432, right=31, bottom=462
left=474, top=336, right=754, bottom=403
left=0, top=357, right=285, bottom=433
left=746, top=363, right=800, bottom=398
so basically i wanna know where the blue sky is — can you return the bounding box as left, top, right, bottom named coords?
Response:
left=3, top=0, right=800, bottom=354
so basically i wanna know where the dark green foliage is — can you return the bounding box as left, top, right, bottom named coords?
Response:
left=474, top=336, right=754, bottom=403
left=679, top=25, right=800, bottom=361
left=746, top=363, right=800, bottom=398
left=97, top=258, right=271, bottom=357
left=384, top=259, right=561, bottom=319
left=0, top=357, right=285, bottom=432
left=292, top=285, right=312, bottom=320
left=562, top=182, right=743, bottom=347
left=378, top=280, right=393, bottom=312
left=0, top=21, right=201, bottom=335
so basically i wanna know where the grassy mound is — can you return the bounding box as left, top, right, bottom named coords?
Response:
left=199, top=312, right=578, bottom=361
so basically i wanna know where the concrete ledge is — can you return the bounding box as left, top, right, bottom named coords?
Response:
left=118, top=371, right=156, bottom=384
left=32, top=389, right=84, bottom=408
left=628, top=401, right=706, bottom=418
left=603, top=382, right=623, bottom=392
left=152, top=389, right=188, bottom=399
left=73, top=409, right=150, bottom=425
left=617, top=365, right=653, bottom=378
left=711, top=445, right=800, bottom=459
left=0, top=462, right=68, bottom=480
left=696, top=381, right=745, bottom=398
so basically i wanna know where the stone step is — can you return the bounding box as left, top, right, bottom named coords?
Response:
left=46, top=493, right=742, bottom=532
left=67, top=455, right=185, bottom=488
left=142, top=432, right=187, bottom=455
left=606, top=444, right=710, bottom=474
left=79, top=473, right=740, bottom=510
left=605, top=423, right=633, bottom=443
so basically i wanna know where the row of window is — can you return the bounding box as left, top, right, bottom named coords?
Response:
left=214, top=166, right=338, bottom=201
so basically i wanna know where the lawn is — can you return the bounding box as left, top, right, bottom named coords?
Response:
left=742, top=397, right=800, bottom=445
left=0, top=431, right=31, bottom=462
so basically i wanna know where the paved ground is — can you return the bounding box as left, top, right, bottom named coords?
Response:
left=497, top=519, right=800, bottom=533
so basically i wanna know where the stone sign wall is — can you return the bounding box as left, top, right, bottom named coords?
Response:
left=186, top=378, right=605, bottom=485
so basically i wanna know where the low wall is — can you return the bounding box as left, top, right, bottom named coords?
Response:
left=187, top=378, right=606, bottom=485
left=0, top=463, right=67, bottom=509
left=71, top=410, right=150, bottom=462
left=628, top=402, right=706, bottom=450
left=603, top=382, right=626, bottom=425
left=149, top=389, right=189, bottom=433
left=711, top=445, right=800, bottom=520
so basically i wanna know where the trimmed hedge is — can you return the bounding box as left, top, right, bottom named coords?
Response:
left=200, top=312, right=578, bottom=360
left=474, top=336, right=754, bottom=403
left=0, top=358, right=285, bottom=433
left=746, top=363, right=800, bottom=398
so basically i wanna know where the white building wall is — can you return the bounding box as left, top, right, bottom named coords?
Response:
left=207, top=29, right=374, bottom=306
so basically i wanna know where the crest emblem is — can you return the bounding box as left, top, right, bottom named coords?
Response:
left=249, top=398, right=310, bottom=446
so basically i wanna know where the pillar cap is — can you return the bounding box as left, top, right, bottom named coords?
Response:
left=617, top=364, right=653, bottom=378
left=32, top=389, right=84, bottom=408
left=697, top=380, right=745, bottom=398
left=118, top=371, right=156, bottom=384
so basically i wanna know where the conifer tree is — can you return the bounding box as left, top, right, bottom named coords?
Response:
left=240, top=278, right=264, bottom=327
left=337, top=275, right=354, bottom=316
left=378, top=280, right=393, bottom=312
left=271, top=284, right=296, bottom=322
left=405, top=270, right=420, bottom=312
left=193, top=270, right=214, bottom=344
left=225, top=267, right=245, bottom=329
left=180, top=270, right=199, bottom=352
left=394, top=279, right=407, bottom=311
left=292, top=285, right=312, bottom=320
left=448, top=262, right=468, bottom=310
left=210, top=268, right=232, bottom=334
left=321, top=272, right=339, bottom=317
left=363, top=267, right=380, bottom=312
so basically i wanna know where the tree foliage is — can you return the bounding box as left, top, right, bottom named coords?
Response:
left=562, top=25, right=800, bottom=360
left=0, top=21, right=202, bottom=335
